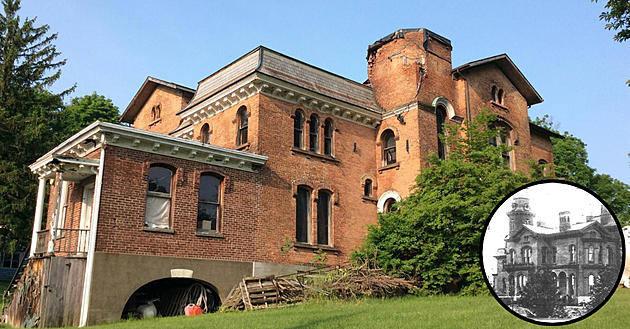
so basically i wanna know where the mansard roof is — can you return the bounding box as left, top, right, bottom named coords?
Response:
left=120, top=76, right=196, bottom=124
left=453, top=54, right=543, bottom=106
left=178, top=46, right=381, bottom=116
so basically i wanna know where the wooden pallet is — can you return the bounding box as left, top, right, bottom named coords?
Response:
left=222, top=275, right=285, bottom=311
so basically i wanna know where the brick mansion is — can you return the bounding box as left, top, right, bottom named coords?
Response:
left=5, top=28, right=561, bottom=327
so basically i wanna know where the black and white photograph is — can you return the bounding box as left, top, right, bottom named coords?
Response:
left=482, top=181, right=625, bottom=324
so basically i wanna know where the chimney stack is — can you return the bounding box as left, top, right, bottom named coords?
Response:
left=559, top=211, right=571, bottom=232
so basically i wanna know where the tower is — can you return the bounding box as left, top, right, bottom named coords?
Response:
left=507, top=197, right=534, bottom=236
left=559, top=211, right=571, bottom=232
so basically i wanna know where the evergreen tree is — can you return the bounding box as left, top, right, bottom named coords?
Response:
left=516, top=269, right=564, bottom=318
left=354, top=110, right=531, bottom=295
left=0, top=0, right=72, bottom=252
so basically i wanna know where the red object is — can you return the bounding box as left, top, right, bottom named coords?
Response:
left=184, top=303, right=203, bottom=316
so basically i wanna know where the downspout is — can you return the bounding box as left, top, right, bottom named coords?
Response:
left=79, top=135, right=106, bottom=327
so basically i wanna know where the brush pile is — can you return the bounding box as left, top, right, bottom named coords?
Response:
left=220, top=265, right=415, bottom=311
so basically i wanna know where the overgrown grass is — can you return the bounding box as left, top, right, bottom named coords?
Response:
left=89, top=289, right=630, bottom=328
left=0, top=281, right=8, bottom=308
left=2, top=289, right=628, bottom=328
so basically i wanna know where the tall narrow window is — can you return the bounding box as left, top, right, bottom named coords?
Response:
left=324, top=118, right=333, bottom=156
left=237, top=106, right=248, bottom=146
left=541, top=247, right=548, bottom=264
left=491, top=86, right=497, bottom=102
left=436, top=106, right=446, bottom=160
left=607, top=247, right=613, bottom=265
left=317, top=190, right=331, bottom=245
left=145, top=164, right=173, bottom=229
left=588, top=274, right=595, bottom=293
left=363, top=179, right=373, bottom=197
left=296, top=186, right=311, bottom=243
left=151, top=104, right=161, bottom=121
left=509, top=249, right=516, bottom=264
left=309, top=114, right=319, bottom=152
left=497, top=89, right=504, bottom=104
left=588, top=245, right=594, bottom=263
left=489, top=122, right=513, bottom=169
left=200, top=123, right=210, bottom=144
left=197, top=173, right=222, bottom=233
left=381, top=129, right=396, bottom=166
left=552, top=247, right=557, bottom=263
left=569, top=244, right=576, bottom=263
left=293, top=110, right=304, bottom=148
left=522, top=247, right=532, bottom=263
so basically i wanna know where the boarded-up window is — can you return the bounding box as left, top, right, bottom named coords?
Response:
left=317, top=190, right=331, bottom=245
left=197, top=173, right=221, bottom=232
left=145, top=164, right=173, bottom=228
left=296, top=186, right=311, bottom=243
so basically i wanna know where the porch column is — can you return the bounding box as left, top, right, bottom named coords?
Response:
left=29, top=177, right=47, bottom=257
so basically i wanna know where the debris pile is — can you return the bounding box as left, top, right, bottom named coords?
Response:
left=221, top=265, right=415, bottom=311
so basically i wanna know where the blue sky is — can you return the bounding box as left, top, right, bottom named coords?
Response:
left=20, top=0, right=630, bottom=183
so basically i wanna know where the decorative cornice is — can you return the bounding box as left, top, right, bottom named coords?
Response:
left=30, top=122, right=268, bottom=174
left=172, top=73, right=382, bottom=139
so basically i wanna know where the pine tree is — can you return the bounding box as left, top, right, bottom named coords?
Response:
left=517, top=269, right=564, bottom=318
left=0, top=0, right=73, bottom=253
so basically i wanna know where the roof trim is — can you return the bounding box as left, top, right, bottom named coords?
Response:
left=453, top=54, right=543, bottom=106
left=120, top=76, right=195, bottom=124
left=529, top=122, right=564, bottom=139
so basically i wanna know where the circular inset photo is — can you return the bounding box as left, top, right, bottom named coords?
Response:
left=481, top=180, right=625, bottom=325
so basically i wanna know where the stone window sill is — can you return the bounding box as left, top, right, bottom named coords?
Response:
left=291, top=147, right=340, bottom=164
left=293, top=242, right=340, bottom=254
left=149, top=118, right=162, bottom=126
left=378, top=162, right=400, bottom=173
left=142, top=227, right=175, bottom=234
left=236, top=142, right=251, bottom=151
left=491, top=101, right=509, bottom=112
left=362, top=196, right=378, bottom=203
left=196, top=231, right=225, bottom=239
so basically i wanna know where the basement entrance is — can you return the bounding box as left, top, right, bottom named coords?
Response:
left=121, top=278, right=220, bottom=319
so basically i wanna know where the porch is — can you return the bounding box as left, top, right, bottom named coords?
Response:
left=34, top=228, right=91, bottom=257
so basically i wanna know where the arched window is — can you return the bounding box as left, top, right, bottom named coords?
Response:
left=145, top=164, right=173, bottom=229
left=489, top=121, right=513, bottom=169
left=436, top=105, right=446, bottom=160
left=541, top=247, right=548, bottom=264
left=521, top=247, right=532, bottom=264
left=197, top=173, right=222, bottom=233
left=509, top=249, right=516, bottom=264
left=237, top=106, right=248, bottom=146
left=598, top=247, right=603, bottom=264
left=200, top=123, right=210, bottom=144
left=569, top=244, right=576, bottom=263
left=552, top=247, right=557, bottom=263
left=588, top=274, right=595, bottom=293
left=151, top=104, right=161, bottom=121
left=588, top=245, right=594, bottom=263
left=569, top=274, right=575, bottom=295
left=381, top=129, right=396, bottom=166
left=317, top=190, right=332, bottom=245
left=497, top=89, right=504, bottom=104
left=383, top=197, right=396, bottom=213
left=309, top=114, right=319, bottom=152
left=538, top=159, right=548, bottom=165
left=324, top=118, right=334, bottom=156
left=293, top=110, right=305, bottom=148
left=363, top=179, right=373, bottom=197
left=607, top=246, right=614, bottom=265
left=295, top=185, right=311, bottom=243
left=491, top=86, right=497, bottom=102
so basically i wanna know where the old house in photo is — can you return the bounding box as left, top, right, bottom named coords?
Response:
left=4, top=28, right=560, bottom=327
left=492, top=197, right=622, bottom=304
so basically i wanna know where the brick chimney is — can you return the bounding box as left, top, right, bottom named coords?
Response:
left=559, top=211, right=571, bottom=232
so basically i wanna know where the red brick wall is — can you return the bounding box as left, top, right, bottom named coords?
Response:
left=95, top=145, right=264, bottom=263
left=132, top=85, right=192, bottom=135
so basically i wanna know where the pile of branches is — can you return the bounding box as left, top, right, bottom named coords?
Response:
left=316, top=264, right=416, bottom=298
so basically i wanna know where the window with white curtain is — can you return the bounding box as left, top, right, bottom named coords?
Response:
left=145, top=164, right=173, bottom=229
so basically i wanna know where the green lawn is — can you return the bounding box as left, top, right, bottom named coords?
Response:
left=2, top=289, right=629, bottom=328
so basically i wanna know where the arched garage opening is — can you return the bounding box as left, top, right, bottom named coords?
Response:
left=121, top=278, right=220, bottom=319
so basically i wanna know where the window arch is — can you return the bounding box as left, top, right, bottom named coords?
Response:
left=293, top=110, right=305, bottom=148
left=436, top=105, right=446, bottom=160
left=324, top=118, right=334, bottom=156
left=317, top=189, right=332, bottom=245
left=145, top=164, right=173, bottom=229
left=197, top=173, right=222, bottom=233
left=381, top=129, right=396, bottom=166
left=363, top=179, right=373, bottom=197
left=309, top=114, right=319, bottom=152
left=237, top=106, right=248, bottom=146
left=200, top=123, right=210, bottom=144
left=383, top=198, right=396, bottom=213
left=295, top=185, right=312, bottom=243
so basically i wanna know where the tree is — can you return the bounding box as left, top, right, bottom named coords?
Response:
left=0, top=0, right=72, bottom=252
left=532, top=115, right=630, bottom=226
left=585, top=266, right=619, bottom=312
left=591, top=0, right=630, bottom=85
left=516, top=269, right=564, bottom=318
left=57, top=93, right=120, bottom=137
left=354, top=110, right=531, bottom=295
